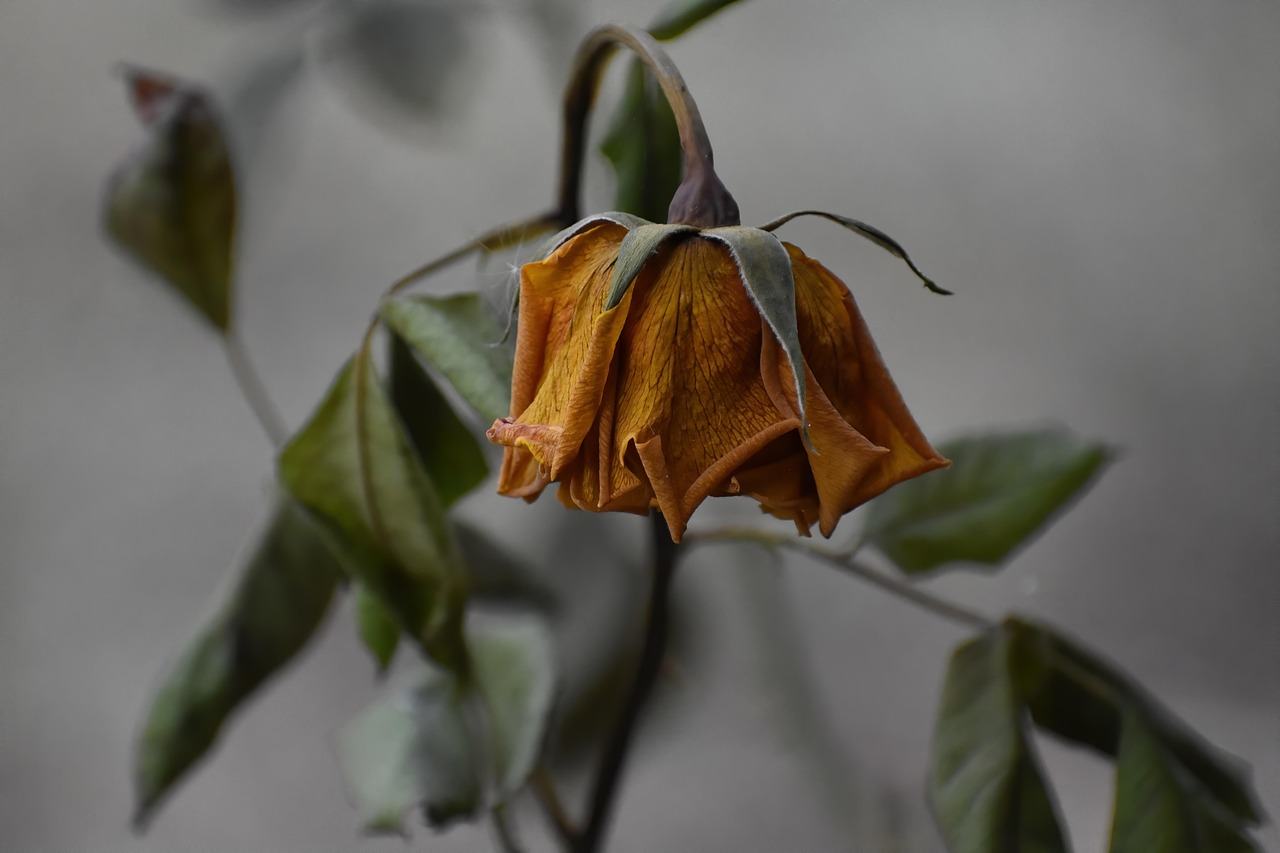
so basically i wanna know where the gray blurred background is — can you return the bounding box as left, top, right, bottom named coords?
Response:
left=1, top=0, right=1277, bottom=851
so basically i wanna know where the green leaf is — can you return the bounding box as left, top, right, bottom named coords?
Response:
left=278, top=351, right=467, bottom=670
left=759, top=209, right=949, bottom=294
left=930, top=629, right=1068, bottom=853
left=105, top=67, right=236, bottom=330
left=605, top=222, right=696, bottom=309
left=380, top=293, right=512, bottom=424
left=354, top=583, right=400, bottom=674
left=388, top=332, right=488, bottom=507
left=336, top=617, right=556, bottom=835
left=702, top=227, right=809, bottom=446
left=863, top=428, right=1112, bottom=575
left=469, top=618, right=556, bottom=797
left=1110, top=712, right=1260, bottom=853
left=648, top=0, right=748, bottom=40
left=336, top=668, right=481, bottom=834
left=1007, top=619, right=1264, bottom=829
left=601, top=60, right=684, bottom=223
left=133, top=502, right=340, bottom=827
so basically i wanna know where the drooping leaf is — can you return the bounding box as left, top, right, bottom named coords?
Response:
left=337, top=668, right=481, bottom=834
left=601, top=60, right=683, bottom=224
left=469, top=618, right=556, bottom=797
left=1110, top=711, right=1260, bottom=853
left=380, top=294, right=512, bottom=424
left=354, top=582, right=400, bottom=674
left=133, top=502, right=340, bottom=827
left=760, top=209, right=949, bottom=294
left=105, top=67, right=236, bottom=330
left=388, top=333, right=488, bottom=507
left=862, top=428, right=1112, bottom=575
left=336, top=617, right=556, bottom=835
left=278, top=351, right=467, bottom=670
left=1006, top=619, right=1264, bottom=831
left=930, top=629, right=1068, bottom=853
left=648, top=0, right=748, bottom=40
left=702, top=227, right=809, bottom=445
left=606, top=223, right=696, bottom=308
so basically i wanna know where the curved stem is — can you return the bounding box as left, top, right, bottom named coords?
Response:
left=575, top=513, right=679, bottom=852
left=557, top=24, right=736, bottom=226
left=222, top=330, right=289, bottom=447
left=686, top=527, right=993, bottom=631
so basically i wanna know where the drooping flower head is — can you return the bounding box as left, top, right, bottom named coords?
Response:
left=486, top=24, right=948, bottom=542
left=486, top=210, right=949, bottom=542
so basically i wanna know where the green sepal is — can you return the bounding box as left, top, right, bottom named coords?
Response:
left=701, top=226, right=810, bottom=448
left=539, top=212, right=651, bottom=260
left=605, top=222, right=697, bottom=310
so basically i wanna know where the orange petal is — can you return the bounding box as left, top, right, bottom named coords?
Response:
left=784, top=242, right=949, bottom=521
left=493, top=222, right=632, bottom=497
left=610, top=237, right=799, bottom=540
left=760, top=333, right=890, bottom=537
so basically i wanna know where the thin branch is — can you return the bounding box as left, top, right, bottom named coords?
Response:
left=574, top=513, right=679, bottom=852
left=490, top=803, right=526, bottom=853
left=686, top=527, right=994, bottom=631
left=221, top=330, right=289, bottom=447
left=531, top=766, right=579, bottom=847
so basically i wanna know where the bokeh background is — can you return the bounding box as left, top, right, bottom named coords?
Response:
left=1, top=0, right=1277, bottom=850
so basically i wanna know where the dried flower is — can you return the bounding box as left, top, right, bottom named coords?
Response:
left=486, top=211, right=948, bottom=541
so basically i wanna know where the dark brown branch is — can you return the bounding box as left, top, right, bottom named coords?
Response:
left=573, top=513, right=679, bottom=852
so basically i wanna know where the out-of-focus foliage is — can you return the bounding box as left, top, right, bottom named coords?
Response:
left=133, top=502, right=341, bottom=826
left=931, top=619, right=1264, bottom=852
left=863, top=428, right=1111, bottom=574
left=338, top=618, right=555, bottom=834
left=381, top=294, right=513, bottom=424
left=105, top=68, right=235, bottom=331
left=279, top=353, right=468, bottom=670
left=388, top=333, right=490, bottom=508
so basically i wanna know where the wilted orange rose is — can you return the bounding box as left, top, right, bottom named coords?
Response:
left=486, top=212, right=948, bottom=542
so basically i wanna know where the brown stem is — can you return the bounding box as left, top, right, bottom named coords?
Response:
left=574, top=513, right=679, bottom=852
left=557, top=25, right=738, bottom=228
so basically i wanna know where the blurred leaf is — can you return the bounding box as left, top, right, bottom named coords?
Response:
left=863, top=428, right=1112, bottom=574
left=278, top=351, right=467, bottom=670
left=380, top=293, right=513, bottom=423
left=105, top=67, right=235, bottom=330
left=388, top=333, right=489, bottom=507
left=1007, top=619, right=1264, bottom=830
left=649, top=0, right=747, bottom=40
left=469, top=618, right=556, bottom=797
left=601, top=60, right=682, bottom=224
left=1111, top=711, right=1260, bottom=853
left=354, top=582, right=400, bottom=674
left=930, top=629, right=1068, bottom=853
left=318, top=1, right=470, bottom=128
left=133, top=502, right=340, bottom=827
left=337, top=668, right=480, bottom=834
left=336, top=617, right=556, bottom=834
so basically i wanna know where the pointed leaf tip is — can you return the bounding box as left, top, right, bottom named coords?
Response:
left=606, top=223, right=697, bottom=310
left=760, top=209, right=950, bottom=295
left=105, top=68, right=236, bottom=331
